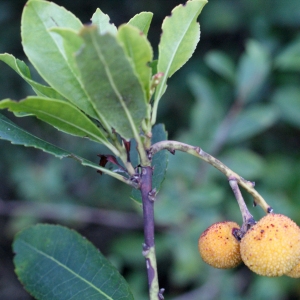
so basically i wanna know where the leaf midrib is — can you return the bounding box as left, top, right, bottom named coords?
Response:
left=18, top=239, right=113, bottom=300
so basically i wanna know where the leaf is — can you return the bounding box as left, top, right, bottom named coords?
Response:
left=76, top=26, right=147, bottom=140
left=21, top=0, right=99, bottom=119
left=226, top=104, right=279, bottom=143
left=204, top=50, right=236, bottom=83
left=0, top=113, right=128, bottom=181
left=117, top=24, right=153, bottom=100
left=13, top=224, right=134, bottom=300
left=91, top=8, right=117, bottom=35
left=127, top=12, right=153, bottom=36
left=154, top=0, right=207, bottom=105
left=275, top=37, right=300, bottom=71
left=236, top=40, right=271, bottom=103
left=0, top=53, right=65, bottom=100
left=131, top=124, right=168, bottom=203
left=0, top=97, right=110, bottom=145
left=272, top=86, right=300, bottom=129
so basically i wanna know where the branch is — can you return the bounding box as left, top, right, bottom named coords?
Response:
left=140, top=166, right=161, bottom=300
left=149, top=140, right=272, bottom=214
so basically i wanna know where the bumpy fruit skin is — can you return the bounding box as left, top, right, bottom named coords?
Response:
left=240, top=213, right=300, bottom=277
left=198, top=221, right=242, bottom=269
left=286, top=262, right=300, bottom=278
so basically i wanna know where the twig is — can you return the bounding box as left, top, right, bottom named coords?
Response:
left=140, top=166, right=160, bottom=300
left=228, top=178, right=257, bottom=238
left=149, top=140, right=272, bottom=213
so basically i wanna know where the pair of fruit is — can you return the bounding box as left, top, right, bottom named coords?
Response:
left=198, top=214, right=300, bottom=277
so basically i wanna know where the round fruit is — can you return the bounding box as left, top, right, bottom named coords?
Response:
left=198, top=221, right=242, bottom=269
left=240, top=213, right=300, bottom=277
left=286, top=262, right=300, bottom=278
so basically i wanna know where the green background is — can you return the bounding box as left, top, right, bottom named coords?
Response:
left=1, top=0, right=300, bottom=299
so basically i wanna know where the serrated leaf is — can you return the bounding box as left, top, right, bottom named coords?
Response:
left=0, top=97, right=111, bottom=145
left=0, top=113, right=129, bottom=181
left=76, top=26, right=147, bottom=140
left=91, top=8, right=117, bottom=35
left=127, top=12, right=153, bottom=36
left=227, top=104, right=279, bottom=143
left=117, top=24, right=153, bottom=100
left=21, top=0, right=99, bottom=119
left=0, top=53, right=65, bottom=99
left=236, top=40, right=271, bottom=103
left=204, top=50, right=236, bottom=83
left=13, top=224, right=134, bottom=300
left=154, top=0, right=207, bottom=106
left=131, top=124, right=168, bottom=203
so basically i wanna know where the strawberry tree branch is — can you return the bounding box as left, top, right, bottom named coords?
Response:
left=140, top=166, right=161, bottom=300
left=149, top=140, right=272, bottom=214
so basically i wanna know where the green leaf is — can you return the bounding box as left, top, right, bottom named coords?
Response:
left=275, top=37, right=300, bottom=71
left=227, top=104, right=279, bottom=143
left=21, top=0, right=99, bottom=119
left=0, top=113, right=130, bottom=182
left=127, top=12, right=153, bottom=36
left=154, top=0, right=207, bottom=106
left=91, top=8, right=117, bottom=35
left=236, top=40, right=271, bottom=103
left=204, top=50, right=236, bottom=83
left=76, top=26, right=147, bottom=140
left=0, top=53, right=65, bottom=100
left=117, top=24, right=153, bottom=100
left=13, top=224, right=134, bottom=300
left=131, top=124, right=168, bottom=203
left=0, top=97, right=111, bottom=145
left=272, top=86, right=300, bottom=129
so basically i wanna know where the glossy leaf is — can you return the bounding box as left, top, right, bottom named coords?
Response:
left=204, top=50, right=236, bottom=83
left=155, top=0, right=207, bottom=104
left=0, top=97, right=110, bottom=145
left=236, top=40, right=271, bottom=103
left=272, top=86, right=300, bottom=129
left=21, top=0, right=99, bottom=119
left=91, top=8, right=117, bottom=35
left=227, top=104, right=279, bottom=143
left=76, top=26, right=147, bottom=140
left=131, top=124, right=168, bottom=203
left=0, top=53, right=65, bottom=100
left=117, top=24, right=153, bottom=100
left=127, top=12, right=153, bottom=36
left=13, top=224, right=134, bottom=300
left=0, top=113, right=128, bottom=181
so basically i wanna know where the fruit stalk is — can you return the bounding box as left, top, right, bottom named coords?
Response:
left=149, top=140, right=272, bottom=213
left=140, top=166, right=161, bottom=300
left=228, top=178, right=256, bottom=238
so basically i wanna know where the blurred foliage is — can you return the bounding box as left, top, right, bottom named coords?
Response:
left=1, top=0, right=300, bottom=299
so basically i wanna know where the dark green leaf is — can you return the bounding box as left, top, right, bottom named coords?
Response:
left=91, top=8, right=117, bottom=35
left=13, top=224, right=134, bottom=300
left=275, top=38, right=300, bottom=71
left=0, top=53, right=65, bottom=100
left=131, top=124, right=168, bottom=203
left=76, top=26, right=147, bottom=140
left=0, top=113, right=128, bottom=181
left=127, top=12, right=153, bottom=36
left=21, top=0, right=99, bottom=119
